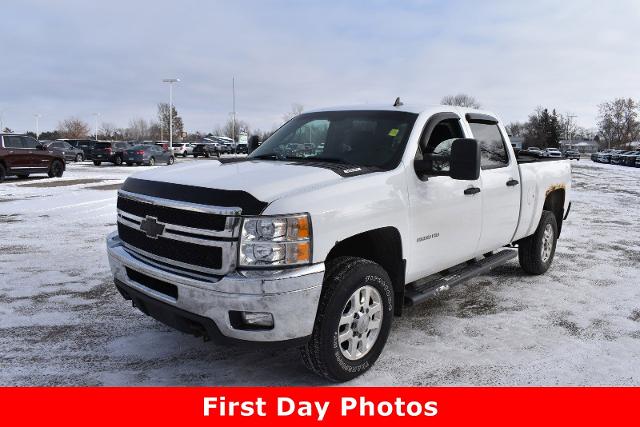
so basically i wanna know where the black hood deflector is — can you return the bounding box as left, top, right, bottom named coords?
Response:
left=120, top=177, right=268, bottom=215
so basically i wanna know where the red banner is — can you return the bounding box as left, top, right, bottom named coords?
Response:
left=1, top=387, right=638, bottom=426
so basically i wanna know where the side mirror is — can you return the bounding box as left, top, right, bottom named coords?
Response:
left=450, top=138, right=480, bottom=180
left=414, top=138, right=480, bottom=181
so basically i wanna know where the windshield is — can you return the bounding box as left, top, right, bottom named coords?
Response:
left=249, top=110, right=418, bottom=169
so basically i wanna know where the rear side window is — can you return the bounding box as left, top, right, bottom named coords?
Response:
left=21, top=137, right=39, bottom=149
left=468, top=122, right=508, bottom=169
left=3, top=136, right=24, bottom=148
left=95, top=142, right=112, bottom=149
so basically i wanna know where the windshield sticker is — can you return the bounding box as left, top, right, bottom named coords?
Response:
left=388, top=128, right=399, bottom=137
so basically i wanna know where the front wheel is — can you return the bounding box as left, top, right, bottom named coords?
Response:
left=148, top=157, right=155, bottom=166
left=300, top=257, right=393, bottom=382
left=518, top=210, right=558, bottom=275
left=75, top=153, right=83, bottom=162
left=93, top=160, right=101, bottom=166
left=48, top=160, right=64, bottom=178
left=0, top=163, right=6, bottom=182
left=114, top=155, right=123, bottom=166
left=167, top=156, right=175, bottom=165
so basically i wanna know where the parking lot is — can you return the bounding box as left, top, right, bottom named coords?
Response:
left=1, top=158, right=639, bottom=385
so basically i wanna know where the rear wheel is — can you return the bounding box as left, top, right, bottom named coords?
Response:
left=0, top=163, right=5, bottom=182
left=518, top=210, right=558, bottom=275
left=114, top=155, right=123, bottom=166
left=93, top=160, right=102, bottom=166
left=300, top=257, right=393, bottom=382
left=126, top=162, right=133, bottom=166
left=167, top=156, right=175, bottom=165
left=48, top=160, right=64, bottom=178
left=183, top=152, right=188, bottom=158
left=75, top=153, right=83, bottom=162
left=148, top=157, right=155, bottom=166
left=204, top=152, right=210, bottom=158
left=193, top=154, right=198, bottom=158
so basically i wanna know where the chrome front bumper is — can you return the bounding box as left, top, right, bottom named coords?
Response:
left=106, top=231, right=324, bottom=342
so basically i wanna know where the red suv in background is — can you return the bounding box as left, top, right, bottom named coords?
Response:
left=0, top=133, right=65, bottom=182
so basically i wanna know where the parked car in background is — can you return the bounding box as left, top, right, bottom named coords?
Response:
left=91, top=141, right=131, bottom=166
left=235, top=142, right=248, bottom=154
left=43, top=140, right=85, bottom=162
left=541, top=148, right=562, bottom=158
left=0, top=133, right=65, bottom=181
left=184, top=143, right=196, bottom=156
left=610, top=150, right=633, bottom=165
left=563, top=150, right=580, bottom=160
left=167, top=143, right=189, bottom=157
left=60, top=139, right=95, bottom=160
left=597, top=149, right=623, bottom=164
left=525, top=146, right=542, bottom=156
left=125, top=144, right=175, bottom=166
left=192, top=143, right=219, bottom=158
left=620, top=151, right=640, bottom=166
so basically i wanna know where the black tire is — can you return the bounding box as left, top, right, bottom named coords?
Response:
left=183, top=152, right=188, bottom=158
left=518, top=210, right=558, bottom=275
left=93, top=160, right=101, bottom=166
left=193, top=154, right=198, bottom=158
left=48, top=160, right=64, bottom=178
left=149, top=157, right=155, bottom=166
left=300, top=257, right=394, bottom=382
left=204, top=152, right=210, bottom=158
left=167, top=156, right=175, bottom=165
left=0, top=163, right=5, bottom=182
left=75, top=153, right=83, bottom=162
left=126, top=162, right=133, bottom=166
left=114, top=155, right=123, bottom=166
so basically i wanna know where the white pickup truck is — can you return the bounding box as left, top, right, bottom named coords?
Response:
left=106, top=103, right=571, bottom=381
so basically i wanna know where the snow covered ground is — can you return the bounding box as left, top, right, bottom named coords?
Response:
left=1, top=158, right=639, bottom=385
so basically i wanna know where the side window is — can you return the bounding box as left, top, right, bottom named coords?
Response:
left=468, top=122, right=508, bottom=169
left=64, top=142, right=73, bottom=149
left=416, top=118, right=465, bottom=172
left=21, top=137, right=39, bottom=149
left=4, top=136, right=24, bottom=148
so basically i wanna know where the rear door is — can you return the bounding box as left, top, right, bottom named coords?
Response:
left=2, top=135, right=27, bottom=170
left=465, top=116, right=520, bottom=253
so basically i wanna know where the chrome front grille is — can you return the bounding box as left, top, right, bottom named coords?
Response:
left=116, top=190, right=241, bottom=276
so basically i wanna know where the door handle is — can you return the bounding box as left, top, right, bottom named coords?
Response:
left=464, top=187, right=481, bottom=195
left=506, top=179, right=519, bottom=187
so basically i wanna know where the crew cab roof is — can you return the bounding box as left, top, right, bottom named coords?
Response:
left=303, top=104, right=500, bottom=121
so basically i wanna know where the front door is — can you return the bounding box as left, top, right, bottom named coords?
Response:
left=406, top=113, right=483, bottom=281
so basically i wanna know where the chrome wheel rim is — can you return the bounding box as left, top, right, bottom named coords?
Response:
left=338, top=285, right=383, bottom=361
left=541, top=223, right=554, bottom=262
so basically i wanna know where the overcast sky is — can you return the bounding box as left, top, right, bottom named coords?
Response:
left=1, top=0, right=639, bottom=134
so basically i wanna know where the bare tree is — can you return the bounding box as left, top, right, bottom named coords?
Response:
left=505, top=121, right=526, bottom=137
left=214, top=118, right=250, bottom=141
left=127, top=118, right=149, bottom=141
left=100, top=122, right=118, bottom=140
left=282, top=103, right=304, bottom=122
left=57, top=117, right=90, bottom=139
left=597, top=98, right=640, bottom=148
left=441, top=94, right=481, bottom=109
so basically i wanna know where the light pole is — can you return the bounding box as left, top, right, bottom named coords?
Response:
left=93, top=113, right=101, bottom=141
left=162, top=78, right=180, bottom=149
left=34, top=114, right=42, bottom=139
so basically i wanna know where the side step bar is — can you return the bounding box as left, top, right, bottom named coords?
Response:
left=404, top=249, right=517, bottom=307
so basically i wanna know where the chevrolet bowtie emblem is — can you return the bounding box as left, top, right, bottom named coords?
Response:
left=139, top=216, right=165, bottom=239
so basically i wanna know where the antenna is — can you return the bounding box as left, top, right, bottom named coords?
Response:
left=393, top=97, right=403, bottom=107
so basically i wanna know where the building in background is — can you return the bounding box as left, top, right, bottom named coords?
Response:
left=559, top=139, right=599, bottom=153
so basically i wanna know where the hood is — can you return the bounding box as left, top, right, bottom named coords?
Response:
left=122, top=159, right=346, bottom=214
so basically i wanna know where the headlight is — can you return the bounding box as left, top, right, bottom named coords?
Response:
left=239, top=214, right=311, bottom=267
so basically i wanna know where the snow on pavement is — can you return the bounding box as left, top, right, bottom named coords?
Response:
left=0, top=159, right=639, bottom=385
